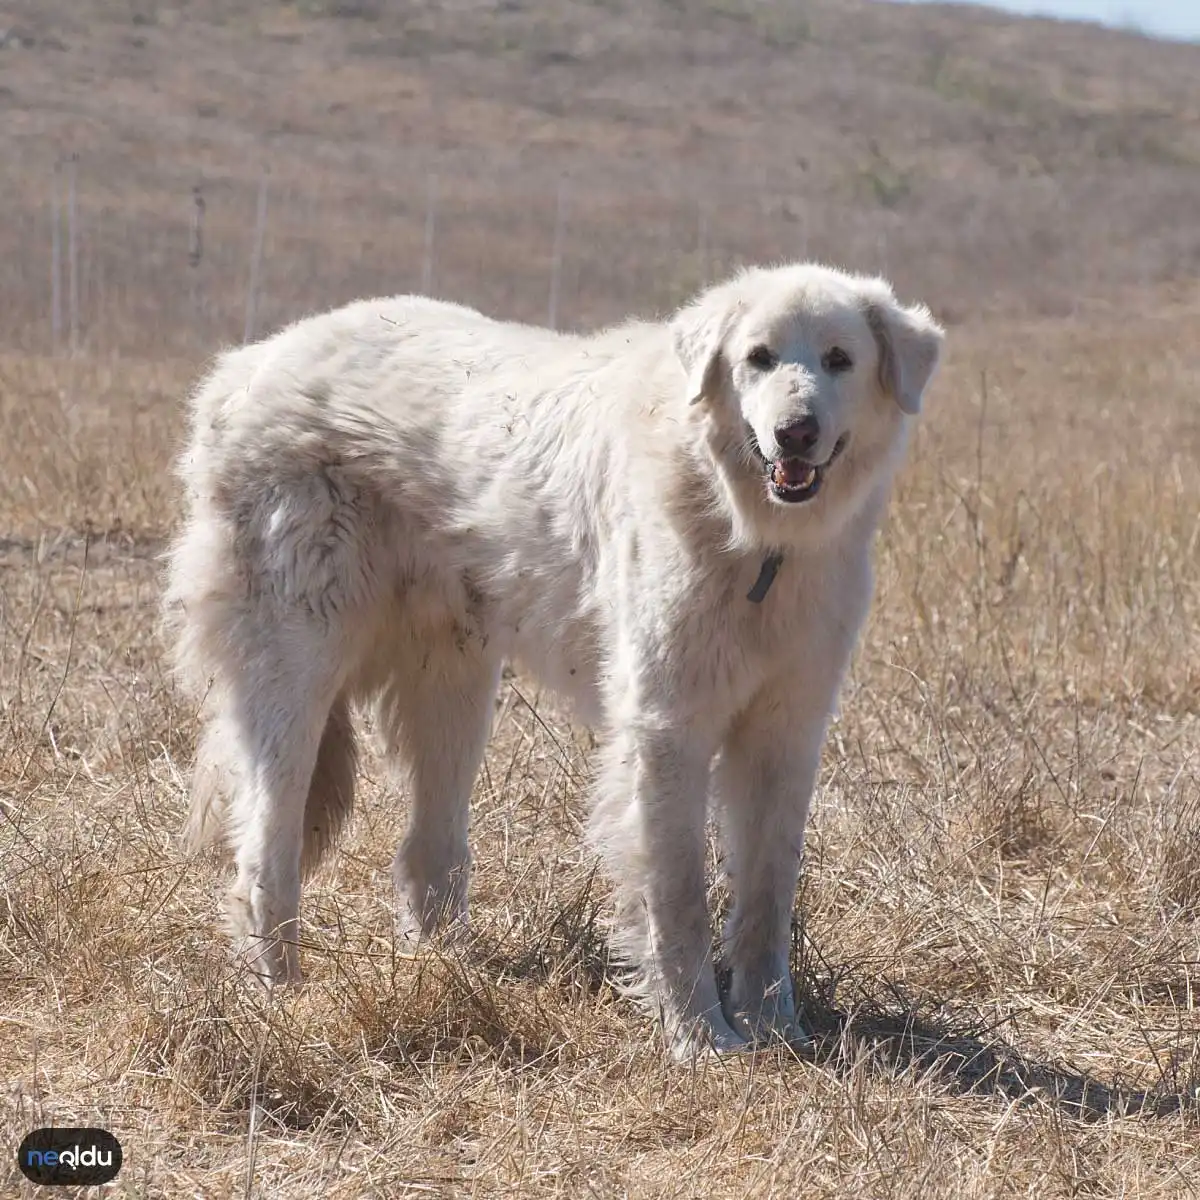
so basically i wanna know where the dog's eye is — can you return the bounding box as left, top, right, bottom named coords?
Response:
left=822, top=347, right=853, bottom=374
left=746, top=345, right=778, bottom=370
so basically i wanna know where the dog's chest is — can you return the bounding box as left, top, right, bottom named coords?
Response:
left=665, top=550, right=867, bottom=722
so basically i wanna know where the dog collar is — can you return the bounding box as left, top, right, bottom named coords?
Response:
left=747, top=552, right=783, bottom=603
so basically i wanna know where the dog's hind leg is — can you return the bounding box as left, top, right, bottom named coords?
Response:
left=376, top=629, right=501, bottom=941
left=171, top=469, right=376, bottom=984
left=215, top=622, right=354, bottom=985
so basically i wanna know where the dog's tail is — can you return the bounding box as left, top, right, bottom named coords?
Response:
left=182, top=695, right=358, bottom=880
left=299, top=696, right=358, bottom=878
left=181, top=713, right=232, bottom=857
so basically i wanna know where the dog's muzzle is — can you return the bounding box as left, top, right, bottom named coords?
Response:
left=755, top=434, right=848, bottom=504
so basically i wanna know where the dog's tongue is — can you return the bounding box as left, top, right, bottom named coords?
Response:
left=773, top=458, right=817, bottom=489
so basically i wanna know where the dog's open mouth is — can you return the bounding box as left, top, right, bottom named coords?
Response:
left=758, top=434, right=848, bottom=504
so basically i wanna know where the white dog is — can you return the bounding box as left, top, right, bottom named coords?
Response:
left=165, top=262, right=943, bottom=1055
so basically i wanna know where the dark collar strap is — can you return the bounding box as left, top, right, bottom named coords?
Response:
left=746, top=552, right=784, bottom=603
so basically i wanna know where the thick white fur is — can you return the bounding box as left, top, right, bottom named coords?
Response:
left=164, top=262, right=944, bottom=1056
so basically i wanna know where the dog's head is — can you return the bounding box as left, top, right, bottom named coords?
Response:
left=672, top=263, right=944, bottom=549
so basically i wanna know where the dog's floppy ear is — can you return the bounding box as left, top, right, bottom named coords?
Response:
left=864, top=291, right=945, bottom=416
left=671, top=290, right=738, bottom=407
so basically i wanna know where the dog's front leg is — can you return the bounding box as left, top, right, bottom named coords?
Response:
left=714, top=678, right=834, bottom=1046
left=590, top=724, right=748, bottom=1058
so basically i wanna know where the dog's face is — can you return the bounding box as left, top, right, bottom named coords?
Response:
left=672, top=264, right=944, bottom=548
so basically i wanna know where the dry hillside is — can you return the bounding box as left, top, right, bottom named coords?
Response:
left=2, top=1, right=1200, bottom=1196
left=0, top=0, right=1198, bottom=354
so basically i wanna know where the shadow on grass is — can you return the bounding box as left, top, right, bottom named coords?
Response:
left=792, top=941, right=1199, bottom=1122
left=472, top=881, right=1197, bottom=1121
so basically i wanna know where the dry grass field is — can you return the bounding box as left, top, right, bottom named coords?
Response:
left=3, top=1, right=1200, bottom=1196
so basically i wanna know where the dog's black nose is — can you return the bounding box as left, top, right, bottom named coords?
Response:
left=774, top=414, right=820, bottom=456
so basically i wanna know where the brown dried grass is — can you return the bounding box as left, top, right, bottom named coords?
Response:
left=2, top=291, right=1199, bottom=1195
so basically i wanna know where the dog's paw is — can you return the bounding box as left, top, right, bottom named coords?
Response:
left=231, top=933, right=304, bottom=991
left=724, top=974, right=813, bottom=1050
left=751, top=1022, right=815, bottom=1055
left=667, top=1012, right=752, bottom=1061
